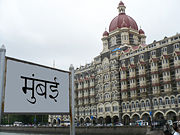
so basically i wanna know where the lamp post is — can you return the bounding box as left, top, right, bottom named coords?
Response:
left=69, top=64, right=75, bottom=135
left=0, top=45, right=6, bottom=124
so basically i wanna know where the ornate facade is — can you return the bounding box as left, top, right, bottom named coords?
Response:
left=74, top=1, right=180, bottom=125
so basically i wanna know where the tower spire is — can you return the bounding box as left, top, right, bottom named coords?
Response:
left=118, top=1, right=126, bottom=14
left=53, top=60, right=55, bottom=68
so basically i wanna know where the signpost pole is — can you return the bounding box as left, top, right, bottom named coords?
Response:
left=0, top=45, right=6, bottom=124
left=69, top=64, right=75, bottom=135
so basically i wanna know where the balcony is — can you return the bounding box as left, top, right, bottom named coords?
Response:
left=131, top=109, right=135, bottom=112
left=111, top=76, right=117, bottom=81
left=105, top=98, right=111, bottom=102
left=141, top=108, right=145, bottom=112
left=171, top=104, right=176, bottom=108
left=90, top=92, right=95, bottom=96
left=111, top=65, right=118, bottom=70
left=162, top=67, right=170, bottom=72
left=104, top=87, right=110, bottom=91
left=103, top=70, right=110, bottom=74
left=130, top=94, right=137, bottom=98
left=139, top=70, right=146, bottom=76
left=78, top=85, right=83, bottom=90
left=177, top=86, right=180, bottom=92
left=152, top=82, right=160, bottom=87
left=151, top=70, right=159, bottom=74
left=163, top=77, right=171, bottom=83
left=135, top=108, right=140, bottom=112
left=139, top=83, right=147, bottom=88
left=122, top=95, right=128, bottom=100
left=84, top=102, right=89, bottom=105
left=90, top=99, right=95, bottom=104
left=140, top=92, right=147, bottom=97
left=120, top=78, right=127, bottom=82
left=98, top=79, right=103, bottom=83
left=122, top=109, right=126, bottom=113
left=162, top=63, right=169, bottom=69
left=104, top=78, right=110, bottom=82
left=145, top=107, right=150, bottom=111
left=83, top=94, right=89, bottom=98
left=159, top=105, right=163, bottom=109
left=121, top=88, right=128, bottom=92
left=97, top=70, right=102, bottom=74
left=174, top=61, right=180, bottom=68
left=127, top=109, right=130, bottom=113
left=152, top=90, right=160, bottom=95
left=130, top=86, right=137, bottom=91
left=90, top=82, right=95, bottom=87
left=112, top=96, right=118, bottom=100
left=153, top=106, right=159, bottom=110
left=112, top=86, right=118, bottom=90
left=84, top=84, right=89, bottom=88
left=139, top=74, right=146, bottom=78
left=99, top=99, right=104, bottom=103
left=78, top=94, right=83, bottom=98
left=165, top=104, right=171, bottom=109
left=129, top=74, right=136, bottom=79
left=164, top=88, right=172, bottom=93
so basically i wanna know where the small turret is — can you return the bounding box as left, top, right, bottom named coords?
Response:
left=117, top=1, right=126, bottom=14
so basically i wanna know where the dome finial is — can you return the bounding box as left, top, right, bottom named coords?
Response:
left=103, top=28, right=109, bottom=36
left=118, top=1, right=126, bottom=14
left=139, top=27, right=145, bottom=35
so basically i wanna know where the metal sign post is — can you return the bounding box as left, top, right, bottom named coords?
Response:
left=0, top=45, right=6, bottom=124
left=0, top=44, right=71, bottom=128
left=69, top=64, right=75, bottom=135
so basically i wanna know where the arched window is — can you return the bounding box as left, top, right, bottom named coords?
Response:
left=98, top=107, right=103, bottom=113
left=178, top=96, right=180, bottom=103
left=136, top=101, right=139, bottom=108
left=113, top=106, right=118, bottom=111
left=123, top=103, right=126, bottom=109
left=171, top=97, right=175, bottom=104
left=105, top=107, right=111, bottom=112
left=93, top=108, right=96, bottom=113
left=127, top=103, right=129, bottom=109
left=146, top=100, right=150, bottom=107
left=165, top=97, right=170, bottom=105
left=153, top=99, right=158, bottom=106
left=159, top=98, right=163, bottom=105
left=141, top=101, right=145, bottom=108
left=112, top=82, right=116, bottom=87
left=104, top=83, right=109, bottom=89
left=112, top=92, right=116, bottom=98
left=132, top=102, right=135, bottom=109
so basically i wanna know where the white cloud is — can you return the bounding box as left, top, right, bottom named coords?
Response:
left=0, top=0, right=180, bottom=70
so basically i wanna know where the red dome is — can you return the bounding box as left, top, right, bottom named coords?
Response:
left=121, top=19, right=128, bottom=28
left=109, top=13, right=138, bottom=32
left=119, top=1, right=124, bottom=6
left=103, top=31, right=109, bottom=36
left=139, top=29, right=145, bottom=34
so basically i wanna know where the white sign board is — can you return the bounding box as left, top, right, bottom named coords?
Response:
left=4, top=58, right=69, bottom=113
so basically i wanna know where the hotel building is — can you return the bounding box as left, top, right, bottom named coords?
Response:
left=74, top=1, right=180, bottom=125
